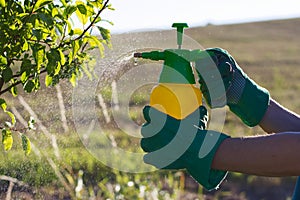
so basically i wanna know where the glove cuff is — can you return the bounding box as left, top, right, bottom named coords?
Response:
left=186, top=131, right=230, bottom=191
left=228, top=78, right=270, bottom=127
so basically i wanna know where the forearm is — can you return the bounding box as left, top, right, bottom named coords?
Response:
left=212, top=132, right=300, bottom=176
left=259, top=98, right=300, bottom=133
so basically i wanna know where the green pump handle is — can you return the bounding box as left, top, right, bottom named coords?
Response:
left=172, top=23, right=188, bottom=49
left=133, top=23, right=206, bottom=84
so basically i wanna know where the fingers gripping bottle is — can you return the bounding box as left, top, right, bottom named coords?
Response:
left=134, top=23, right=204, bottom=120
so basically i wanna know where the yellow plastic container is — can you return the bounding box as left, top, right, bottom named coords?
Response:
left=150, top=83, right=202, bottom=120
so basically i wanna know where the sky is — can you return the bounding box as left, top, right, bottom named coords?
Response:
left=100, top=0, right=300, bottom=33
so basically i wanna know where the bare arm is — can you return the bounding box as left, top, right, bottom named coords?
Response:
left=212, top=132, right=300, bottom=176
left=259, top=98, right=300, bottom=133
left=211, top=98, right=300, bottom=176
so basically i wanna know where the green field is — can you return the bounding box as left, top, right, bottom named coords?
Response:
left=1, top=18, right=300, bottom=199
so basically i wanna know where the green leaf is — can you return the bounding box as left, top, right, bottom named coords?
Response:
left=90, top=0, right=103, bottom=8
left=38, top=13, right=54, bottom=27
left=86, top=2, right=96, bottom=16
left=60, top=0, right=67, bottom=7
left=17, top=13, right=29, bottom=19
left=64, top=5, right=77, bottom=18
left=66, top=19, right=73, bottom=34
left=11, top=86, right=18, bottom=97
left=77, top=4, right=87, bottom=15
left=33, top=0, right=52, bottom=11
left=54, top=62, right=61, bottom=75
left=45, top=74, right=53, bottom=87
left=68, top=50, right=73, bottom=65
left=34, top=78, right=40, bottom=90
left=32, top=29, right=42, bottom=41
left=0, top=56, right=7, bottom=65
left=107, top=4, right=115, bottom=10
left=88, top=36, right=104, bottom=58
left=58, top=50, right=66, bottom=65
left=0, top=99, right=15, bottom=125
left=21, top=134, right=31, bottom=156
left=22, top=41, right=29, bottom=51
left=21, top=72, right=28, bottom=83
left=6, top=111, right=16, bottom=126
left=51, top=7, right=59, bottom=17
left=101, top=19, right=114, bottom=26
left=31, top=44, right=45, bottom=70
left=50, top=49, right=61, bottom=61
left=98, top=27, right=111, bottom=41
left=20, top=59, right=32, bottom=77
left=70, top=73, right=77, bottom=87
left=2, top=67, right=13, bottom=83
left=2, top=129, right=13, bottom=151
left=24, top=80, right=35, bottom=93
left=0, top=0, right=6, bottom=7
left=73, top=28, right=83, bottom=35
left=71, top=40, right=80, bottom=61
left=55, top=23, right=64, bottom=35
left=46, top=49, right=60, bottom=74
left=76, top=1, right=88, bottom=25
left=0, top=98, right=7, bottom=111
left=93, top=16, right=102, bottom=24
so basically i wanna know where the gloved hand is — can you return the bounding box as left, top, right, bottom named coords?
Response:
left=140, top=105, right=230, bottom=191
left=196, top=48, right=270, bottom=127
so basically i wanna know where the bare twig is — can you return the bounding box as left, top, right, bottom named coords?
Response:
left=58, top=24, right=68, bottom=48
left=0, top=80, right=22, bottom=96
left=55, top=84, right=69, bottom=133
left=97, top=94, right=110, bottom=123
left=0, top=78, right=4, bottom=93
left=0, top=69, right=47, bottom=96
left=0, top=175, right=29, bottom=187
left=0, top=126, right=28, bottom=133
left=6, top=181, right=14, bottom=200
left=111, top=80, right=119, bottom=111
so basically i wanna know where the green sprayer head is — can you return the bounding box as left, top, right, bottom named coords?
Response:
left=134, top=22, right=205, bottom=84
left=172, top=23, right=188, bottom=49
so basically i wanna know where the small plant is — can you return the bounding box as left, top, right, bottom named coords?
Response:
left=0, top=0, right=113, bottom=152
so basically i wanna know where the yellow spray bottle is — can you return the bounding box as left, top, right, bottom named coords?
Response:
left=134, top=23, right=203, bottom=120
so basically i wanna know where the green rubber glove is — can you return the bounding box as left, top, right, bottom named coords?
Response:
left=141, top=105, right=230, bottom=191
left=196, top=48, right=270, bottom=127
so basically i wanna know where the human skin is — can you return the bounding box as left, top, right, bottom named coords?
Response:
left=211, top=98, right=300, bottom=176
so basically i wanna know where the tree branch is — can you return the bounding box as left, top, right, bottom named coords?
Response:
left=0, top=80, right=21, bottom=96
left=75, top=0, right=110, bottom=40
left=0, top=78, right=4, bottom=93
left=0, top=126, right=28, bottom=133
left=57, top=24, right=68, bottom=48
left=0, top=175, right=29, bottom=187
left=0, top=69, right=47, bottom=96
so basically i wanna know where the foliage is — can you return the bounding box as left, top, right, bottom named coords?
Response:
left=0, top=0, right=113, bottom=154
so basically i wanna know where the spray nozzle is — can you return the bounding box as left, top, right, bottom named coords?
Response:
left=172, top=23, right=188, bottom=49
left=133, top=51, right=164, bottom=60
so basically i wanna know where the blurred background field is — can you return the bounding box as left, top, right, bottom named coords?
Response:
left=1, top=18, right=300, bottom=199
